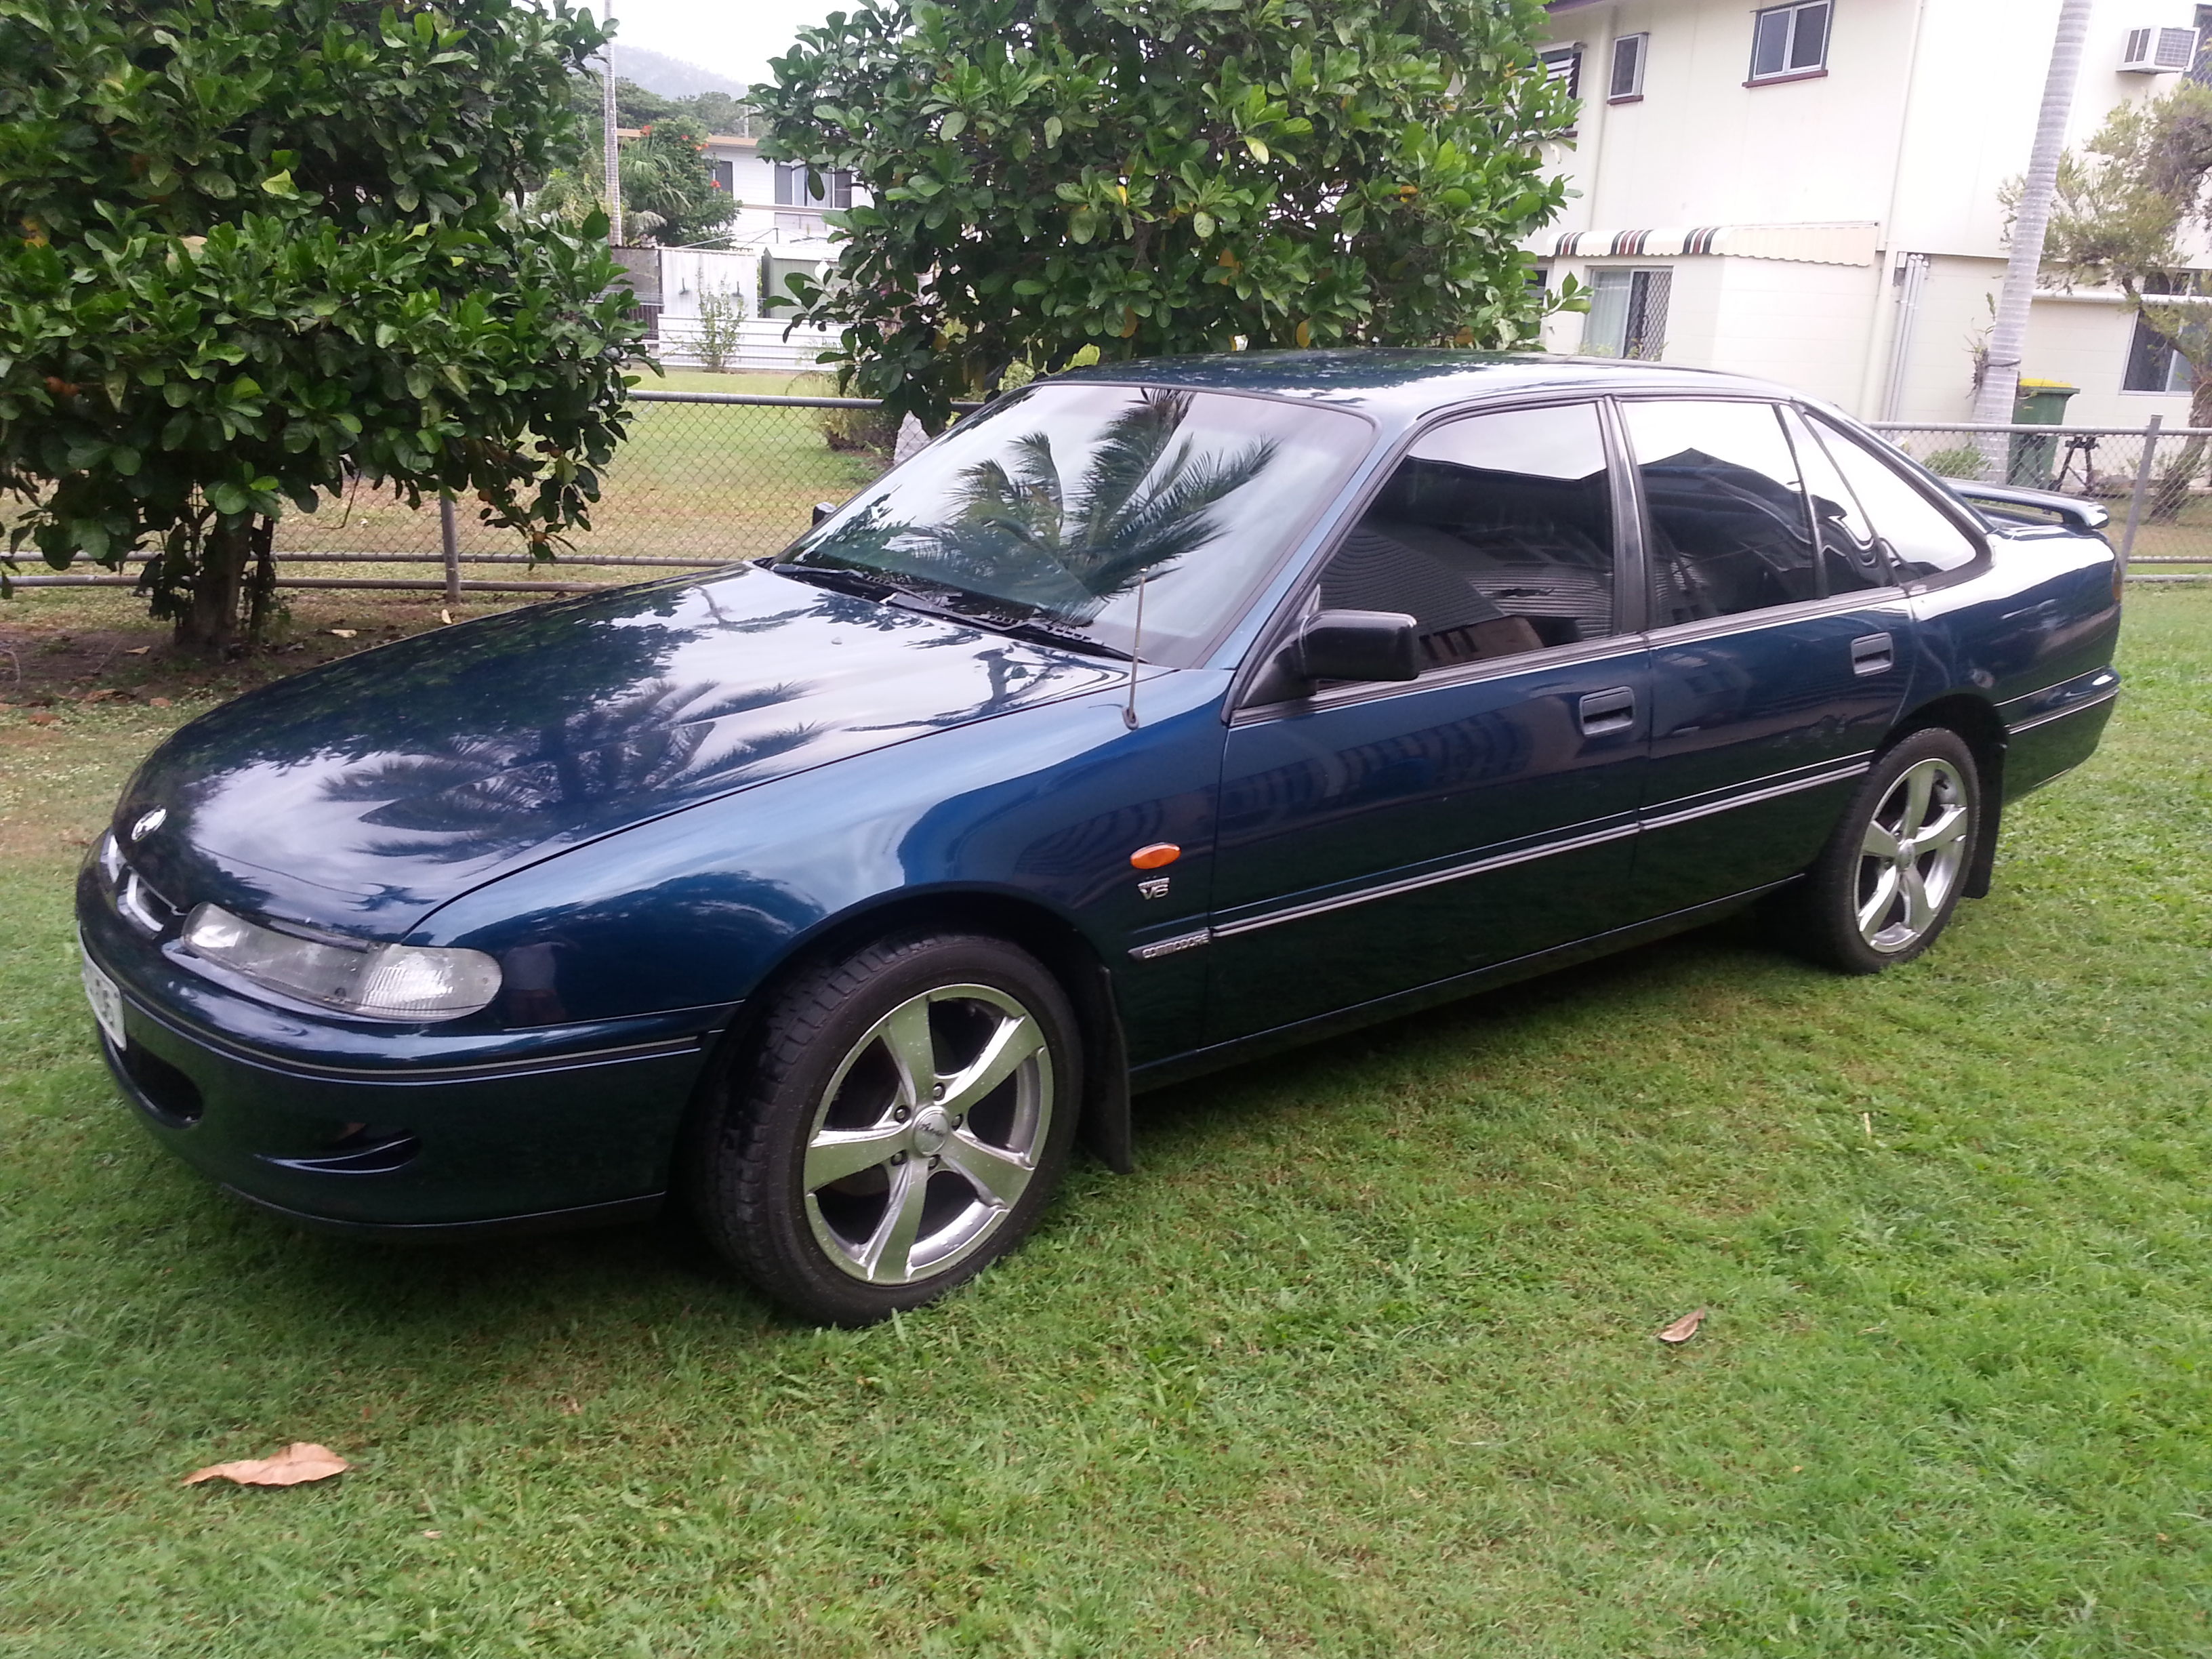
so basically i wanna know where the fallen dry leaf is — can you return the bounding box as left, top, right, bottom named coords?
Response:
left=1655, top=1308, right=1708, bottom=1345
left=184, top=1442, right=349, bottom=1488
left=123, top=646, right=151, bottom=655
left=438, top=607, right=454, bottom=625
left=148, top=697, right=171, bottom=708
left=27, top=712, right=56, bottom=726
left=326, top=628, right=358, bottom=639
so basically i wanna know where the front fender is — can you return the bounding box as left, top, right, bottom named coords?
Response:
left=406, top=671, right=1231, bottom=1050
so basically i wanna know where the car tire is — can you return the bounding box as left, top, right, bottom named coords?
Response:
left=691, top=930, right=1082, bottom=1326
left=1788, top=726, right=1983, bottom=976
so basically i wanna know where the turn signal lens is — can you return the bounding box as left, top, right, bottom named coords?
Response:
left=180, top=903, right=501, bottom=1022
left=1130, top=842, right=1181, bottom=869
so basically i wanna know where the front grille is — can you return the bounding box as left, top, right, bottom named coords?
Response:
left=100, top=838, right=184, bottom=939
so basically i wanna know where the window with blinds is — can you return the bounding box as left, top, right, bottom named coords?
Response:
left=1540, top=45, right=1582, bottom=101
left=1582, top=268, right=1671, bottom=362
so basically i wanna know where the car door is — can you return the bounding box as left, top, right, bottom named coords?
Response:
left=1204, top=400, right=1652, bottom=1045
left=1620, top=397, right=1919, bottom=914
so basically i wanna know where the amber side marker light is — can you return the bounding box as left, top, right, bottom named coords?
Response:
left=1130, top=843, right=1181, bottom=869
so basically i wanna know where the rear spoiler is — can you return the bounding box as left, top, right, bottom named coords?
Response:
left=1947, top=480, right=2111, bottom=535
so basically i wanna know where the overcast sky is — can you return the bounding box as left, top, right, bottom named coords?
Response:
left=600, top=0, right=842, bottom=89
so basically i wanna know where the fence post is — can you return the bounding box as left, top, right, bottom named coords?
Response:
left=438, top=491, right=461, bottom=605
left=2118, top=414, right=2162, bottom=576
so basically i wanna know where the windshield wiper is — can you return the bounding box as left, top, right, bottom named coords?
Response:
left=884, top=590, right=1132, bottom=661
left=766, top=560, right=897, bottom=601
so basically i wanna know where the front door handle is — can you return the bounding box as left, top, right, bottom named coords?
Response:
left=1851, top=632, right=1894, bottom=676
left=1578, top=686, right=1637, bottom=736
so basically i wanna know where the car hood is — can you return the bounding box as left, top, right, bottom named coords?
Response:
left=116, top=565, right=1128, bottom=935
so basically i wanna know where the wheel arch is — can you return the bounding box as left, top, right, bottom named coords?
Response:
left=678, top=888, right=1134, bottom=1200
left=1885, top=691, right=2007, bottom=899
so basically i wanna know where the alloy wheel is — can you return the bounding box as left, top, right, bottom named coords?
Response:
left=1854, top=756, right=1973, bottom=954
left=800, top=983, right=1054, bottom=1285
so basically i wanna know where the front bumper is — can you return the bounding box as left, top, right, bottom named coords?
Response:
left=79, top=864, right=728, bottom=1232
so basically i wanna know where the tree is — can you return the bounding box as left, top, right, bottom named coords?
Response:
left=751, top=0, right=1581, bottom=430
left=2039, top=81, right=2212, bottom=432
left=538, top=85, right=741, bottom=246
left=0, top=0, right=649, bottom=654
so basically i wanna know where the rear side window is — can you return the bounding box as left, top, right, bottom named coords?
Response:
left=1316, top=402, right=1618, bottom=670
left=1805, top=415, right=1983, bottom=577
left=1622, top=399, right=1820, bottom=624
left=1783, top=407, right=1895, bottom=594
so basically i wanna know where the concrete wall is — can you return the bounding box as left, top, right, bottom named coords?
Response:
left=1536, top=0, right=2212, bottom=419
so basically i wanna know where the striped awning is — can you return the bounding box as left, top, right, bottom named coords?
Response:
left=1538, top=222, right=1880, bottom=266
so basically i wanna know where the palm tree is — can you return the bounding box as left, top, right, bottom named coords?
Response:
left=928, top=389, right=1279, bottom=619
left=322, top=679, right=816, bottom=863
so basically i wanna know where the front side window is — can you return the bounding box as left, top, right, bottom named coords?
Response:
left=1315, top=403, right=1618, bottom=670
left=1582, top=268, right=1671, bottom=361
left=1803, top=416, right=1983, bottom=578
left=790, top=384, right=1370, bottom=666
left=1624, top=400, right=1820, bottom=624
left=1751, top=1, right=1830, bottom=80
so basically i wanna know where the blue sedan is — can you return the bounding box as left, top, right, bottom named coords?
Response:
left=78, top=352, right=2123, bottom=1324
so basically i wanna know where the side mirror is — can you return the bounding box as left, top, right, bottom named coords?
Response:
left=1279, top=609, right=1421, bottom=687
left=812, top=501, right=837, bottom=527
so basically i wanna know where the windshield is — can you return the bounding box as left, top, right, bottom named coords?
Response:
left=783, top=383, right=1371, bottom=665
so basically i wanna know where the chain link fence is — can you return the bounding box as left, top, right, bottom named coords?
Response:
left=14, top=401, right=2209, bottom=598
left=9, top=392, right=911, bottom=597
left=1869, top=419, right=2212, bottom=582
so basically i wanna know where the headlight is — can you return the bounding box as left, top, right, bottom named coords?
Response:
left=180, top=904, right=501, bottom=1023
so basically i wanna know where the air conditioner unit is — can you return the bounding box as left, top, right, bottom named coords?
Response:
left=2120, top=25, right=2199, bottom=73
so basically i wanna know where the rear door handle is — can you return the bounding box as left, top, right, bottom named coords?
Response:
left=1578, top=686, right=1636, bottom=736
left=1851, top=632, right=1894, bottom=676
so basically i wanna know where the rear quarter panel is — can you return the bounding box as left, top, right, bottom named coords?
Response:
left=1905, top=526, right=2121, bottom=796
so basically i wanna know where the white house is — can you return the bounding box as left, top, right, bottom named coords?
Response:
left=610, top=127, right=862, bottom=370
left=1532, top=0, right=2212, bottom=426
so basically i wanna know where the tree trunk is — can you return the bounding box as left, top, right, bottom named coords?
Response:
left=174, top=516, right=253, bottom=655
left=1971, top=0, right=2093, bottom=473
left=2153, top=373, right=2212, bottom=520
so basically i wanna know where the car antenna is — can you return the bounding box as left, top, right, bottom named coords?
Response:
left=1121, top=575, right=1147, bottom=731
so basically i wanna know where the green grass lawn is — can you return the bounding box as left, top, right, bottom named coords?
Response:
left=1, top=592, right=2207, bottom=1657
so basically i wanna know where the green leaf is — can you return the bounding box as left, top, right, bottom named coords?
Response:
left=939, top=110, right=966, bottom=140
left=1192, top=210, right=1215, bottom=239
left=1044, top=115, right=1063, bottom=147
left=1245, top=136, right=1269, bottom=163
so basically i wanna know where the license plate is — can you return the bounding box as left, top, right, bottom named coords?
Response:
left=80, top=942, right=127, bottom=1049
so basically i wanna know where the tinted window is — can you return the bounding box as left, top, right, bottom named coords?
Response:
left=790, top=384, right=1369, bottom=666
left=1806, top=415, right=1984, bottom=577
left=1624, top=399, right=1818, bottom=624
left=1783, top=407, right=1894, bottom=594
left=1316, top=403, right=1616, bottom=670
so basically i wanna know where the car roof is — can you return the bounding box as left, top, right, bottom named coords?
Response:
left=1046, top=348, right=1797, bottom=428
